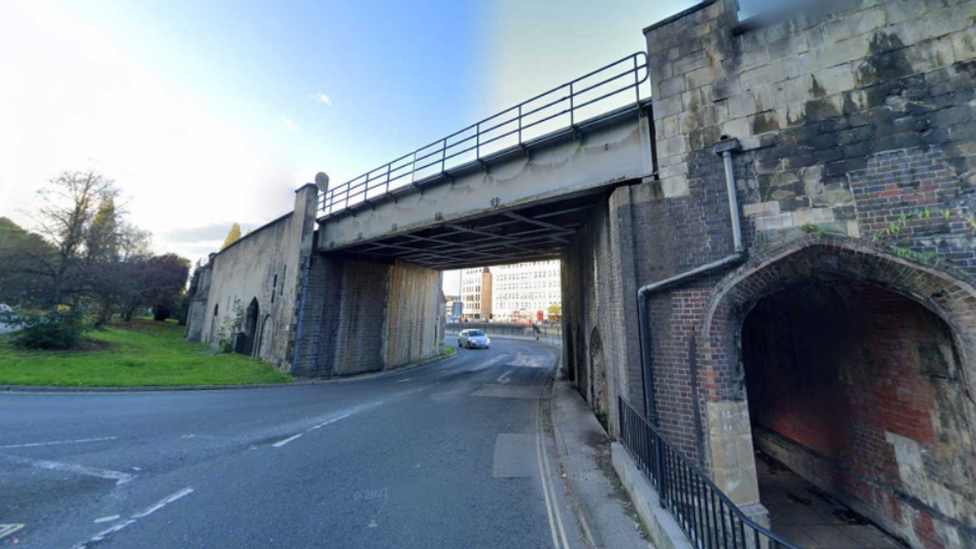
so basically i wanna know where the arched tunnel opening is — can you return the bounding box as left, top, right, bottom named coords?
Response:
left=740, top=277, right=976, bottom=548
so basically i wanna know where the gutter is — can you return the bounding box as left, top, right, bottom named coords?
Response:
left=637, top=138, right=744, bottom=424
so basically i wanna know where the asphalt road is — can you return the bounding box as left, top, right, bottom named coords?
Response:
left=0, top=338, right=585, bottom=549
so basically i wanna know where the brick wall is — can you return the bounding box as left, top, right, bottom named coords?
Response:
left=635, top=0, right=976, bottom=540
left=744, top=280, right=976, bottom=547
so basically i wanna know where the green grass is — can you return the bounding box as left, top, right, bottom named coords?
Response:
left=0, top=319, right=293, bottom=387
left=442, top=344, right=457, bottom=356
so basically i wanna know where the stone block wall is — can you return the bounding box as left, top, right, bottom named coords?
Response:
left=632, top=0, right=976, bottom=544
left=194, top=184, right=317, bottom=371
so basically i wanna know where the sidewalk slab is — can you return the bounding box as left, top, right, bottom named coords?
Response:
left=550, top=376, right=654, bottom=549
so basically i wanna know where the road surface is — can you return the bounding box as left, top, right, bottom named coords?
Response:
left=0, top=338, right=584, bottom=549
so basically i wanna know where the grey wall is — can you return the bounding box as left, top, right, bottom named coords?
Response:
left=292, top=255, right=443, bottom=377
left=195, top=184, right=317, bottom=371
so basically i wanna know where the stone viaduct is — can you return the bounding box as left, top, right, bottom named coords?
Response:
left=185, top=0, right=976, bottom=546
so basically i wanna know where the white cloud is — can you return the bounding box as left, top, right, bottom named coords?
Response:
left=0, top=0, right=299, bottom=266
left=280, top=117, right=302, bottom=132
left=309, top=93, right=332, bottom=106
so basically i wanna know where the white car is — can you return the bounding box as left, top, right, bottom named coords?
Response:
left=458, top=329, right=490, bottom=349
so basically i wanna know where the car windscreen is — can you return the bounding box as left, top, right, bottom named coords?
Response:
left=467, top=330, right=485, bottom=337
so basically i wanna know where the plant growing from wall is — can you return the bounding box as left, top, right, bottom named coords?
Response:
left=216, top=298, right=244, bottom=353
left=871, top=208, right=954, bottom=265
left=800, top=223, right=829, bottom=238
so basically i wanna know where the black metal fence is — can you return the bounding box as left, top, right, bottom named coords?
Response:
left=618, top=396, right=802, bottom=549
left=318, top=51, right=649, bottom=218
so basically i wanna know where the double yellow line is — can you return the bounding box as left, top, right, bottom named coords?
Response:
left=536, top=403, right=571, bottom=549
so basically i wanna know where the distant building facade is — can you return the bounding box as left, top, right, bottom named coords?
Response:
left=460, top=267, right=492, bottom=320
left=491, top=260, right=561, bottom=322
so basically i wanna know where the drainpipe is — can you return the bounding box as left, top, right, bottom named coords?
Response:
left=637, top=138, right=744, bottom=425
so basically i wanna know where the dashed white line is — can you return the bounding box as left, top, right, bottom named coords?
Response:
left=273, top=412, right=353, bottom=447
left=307, top=413, right=352, bottom=432
left=272, top=433, right=303, bottom=448
left=70, top=488, right=194, bottom=549
left=395, top=378, right=413, bottom=383
left=0, top=454, right=134, bottom=485
left=93, top=516, right=119, bottom=524
left=132, top=487, right=194, bottom=518
left=0, top=436, right=116, bottom=449
left=0, top=524, right=24, bottom=539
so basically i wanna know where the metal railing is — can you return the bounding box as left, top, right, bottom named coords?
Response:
left=619, top=396, right=802, bottom=549
left=318, top=52, right=650, bottom=218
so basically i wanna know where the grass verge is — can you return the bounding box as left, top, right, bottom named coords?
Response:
left=0, top=319, right=292, bottom=387
left=442, top=344, right=457, bottom=356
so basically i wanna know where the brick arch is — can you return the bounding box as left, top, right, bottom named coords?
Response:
left=700, top=234, right=976, bottom=403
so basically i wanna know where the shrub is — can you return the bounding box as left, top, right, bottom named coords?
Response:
left=13, top=309, right=89, bottom=350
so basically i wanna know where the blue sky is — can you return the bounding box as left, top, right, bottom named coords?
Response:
left=1, top=0, right=782, bottom=269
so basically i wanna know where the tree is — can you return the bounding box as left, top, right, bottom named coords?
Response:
left=143, top=254, right=190, bottom=322
left=81, top=195, right=153, bottom=327
left=547, top=303, right=562, bottom=320
left=0, top=218, right=57, bottom=307
left=9, top=170, right=118, bottom=307
left=221, top=223, right=242, bottom=250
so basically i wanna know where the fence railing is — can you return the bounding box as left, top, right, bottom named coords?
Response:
left=444, top=321, right=562, bottom=344
left=618, top=396, right=802, bottom=549
left=317, top=51, right=649, bottom=219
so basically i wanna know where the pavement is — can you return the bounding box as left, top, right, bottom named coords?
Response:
left=550, top=376, right=653, bottom=549
left=0, top=338, right=617, bottom=549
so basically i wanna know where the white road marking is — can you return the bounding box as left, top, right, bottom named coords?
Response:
left=0, top=524, right=24, bottom=539
left=70, top=488, right=194, bottom=549
left=272, top=433, right=303, bottom=448
left=513, top=353, right=551, bottom=368
left=0, top=436, right=116, bottom=449
left=536, top=404, right=571, bottom=549
left=395, top=378, right=412, bottom=383
left=0, top=454, right=134, bottom=485
left=273, top=411, right=353, bottom=448
left=131, top=487, right=194, bottom=518
left=93, top=516, right=119, bottom=524
left=307, top=413, right=352, bottom=431
left=496, top=370, right=513, bottom=385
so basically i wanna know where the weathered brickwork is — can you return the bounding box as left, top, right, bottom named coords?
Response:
left=744, top=280, right=976, bottom=547
left=291, top=254, right=442, bottom=377
left=561, top=185, right=645, bottom=435
left=595, top=0, right=976, bottom=545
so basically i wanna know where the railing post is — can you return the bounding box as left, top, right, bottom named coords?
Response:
left=634, top=54, right=640, bottom=105
left=569, top=82, right=575, bottom=128
left=441, top=137, right=447, bottom=173
left=518, top=104, right=523, bottom=144
left=655, top=433, right=666, bottom=509
left=411, top=151, right=417, bottom=184
left=618, top=396, right=624, bottom=443
left=476, top=122, right=480, bottom=160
